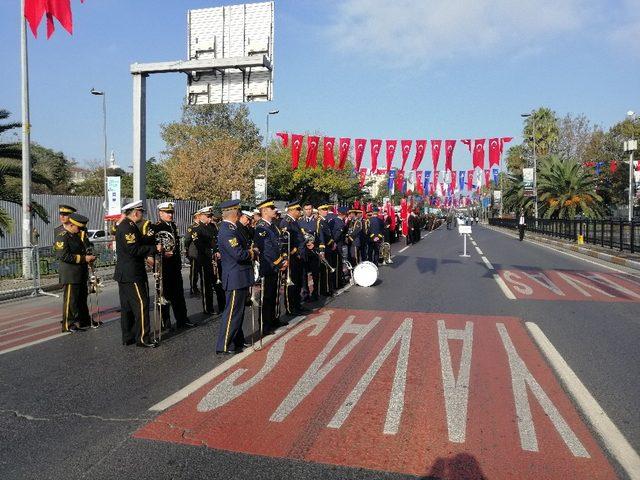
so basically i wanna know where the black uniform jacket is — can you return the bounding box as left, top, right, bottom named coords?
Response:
left=254, top=219, right=286, bottom=277
left=114, top=219, right=156, bottom=283
left=54, top=229, right=91, bottom=284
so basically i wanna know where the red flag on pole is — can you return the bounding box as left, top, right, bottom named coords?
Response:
left=358, top=168, right=367, bottom=188
left=444, top=139, right=456, bottom=172
left=488, top=138, right=501, bottom=167
left=305, top=135, right=320, bottom=168
left=466, top=170, right=473, bottom=190
left=416, top=170, right=423, bottom=195
left=385, top=140, right=397, bottom=172
left=395, top=170, right=405, bottom=193
left=412, top=140, right=427, bottom=170
left=500, top=136, right=513, bottom=154
left=338, top=137, right=351, bottom=170
left=290, top=134, right=303, bottom=169
left=25, top=0, right=83, bottom=39
left=451, top=170, right=457, bottom=191
left=431, top=140, right=442, bottom=172
left=370, top=139, right=382, bottom=172
left=473, top=139, right=486, bottom=169
left=323, top=136, right=335, bottom=169
left=401, top=199, right=408, bottom=236
left=354, top=138, right=366, bottom=171
left=461, top=139, right=472, bottom=152
left=276, top=132, right=289, bottom=147
left=484, top=169, right=491, bottom=187
left=400, top=140, right=412, bottom=171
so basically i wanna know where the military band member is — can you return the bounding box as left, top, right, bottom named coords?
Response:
left=238, top=210, right=254, bottom=244
left=54, top=204, right=77, bottom=236
left=331, top=206, right=348, bottom=289
left=185, top=212, right=201, bottom=296
left=346, top=209, right=363, bottom=266
left=54, top=213, right=95, bottom=332
left=114, top=201, right=161, bottom=348
left=254, top=199, right=288, bottom=334
left=367, top=207, right=385, bottom=265
left=279, top=200, right=310, bottom=316
left=317, top=203, right=335, bottom=297
left=191, top=207, right=225, bottom=315
left=152, top=202, right=193, bottom=330
left=299, top=202, right=320, bottom=302
left=215, top=200, right=256, bottom=355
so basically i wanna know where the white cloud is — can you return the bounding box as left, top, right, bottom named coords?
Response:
left=326, top=0, right=593, bottom=67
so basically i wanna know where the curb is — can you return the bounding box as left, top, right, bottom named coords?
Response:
left=485, top=225, right=640, bottom=272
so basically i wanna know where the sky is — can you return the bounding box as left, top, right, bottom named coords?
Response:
left=0, top=0, right=638, bottom=173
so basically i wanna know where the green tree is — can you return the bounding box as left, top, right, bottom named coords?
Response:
left=31, top=144, right=75, bottom=194
left=145, top=157, right=171, bottom=198
left=505, top=144, right=527, bottom=175
left=74, top=165, right=133, bottom=198
left=523, top=107, right=560, bottom=158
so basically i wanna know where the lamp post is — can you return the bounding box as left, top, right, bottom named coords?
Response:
left=91, top=88, right=108, bottom=234
left=264, top=109, right=279, bottom=198
left=626, top=111, right=637, bottom=221
left=521, top=112, right=537, bottom=219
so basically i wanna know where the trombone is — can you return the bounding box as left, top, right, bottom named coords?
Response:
left=212, top=250, right=222, bottom=285
left=153, top=231, right=175, bottom=344
left=87, top=247, right=103, bottom=328
left=249, top=242, right=263, bottom=351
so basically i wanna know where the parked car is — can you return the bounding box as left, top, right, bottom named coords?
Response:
left=86, top=229, right=114, bottom=243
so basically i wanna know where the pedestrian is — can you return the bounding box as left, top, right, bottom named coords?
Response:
left=518, top=208, right=526, bottom=241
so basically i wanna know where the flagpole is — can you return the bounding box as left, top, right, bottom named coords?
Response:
left=21, top=0, right=33, bottom=276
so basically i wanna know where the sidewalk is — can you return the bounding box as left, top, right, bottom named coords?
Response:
left=485, top=223, right=640, bottom=272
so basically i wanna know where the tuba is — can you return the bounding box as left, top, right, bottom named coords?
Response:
left=381, top=242, right=393, bottom=265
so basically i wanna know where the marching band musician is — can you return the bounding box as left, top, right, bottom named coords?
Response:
left=114, top=201, right=162, bottom=348
left=151, top=202, right=193, bottom=330
left=316, top=203, right=335, bottom=297
left=238, top=209, right=254, bottom=244
left=215, top=199, right=257, bottom=355
left=254, top=199, right=289, bottom=334
left=346, top=209, right=363, bottom=266
left=54, top=204, right=76, bottom=236
left=54, top=213, right=96, bottom=332
left=185, top=211, right=201, bottom=296
left=367, top=206, right=385, bottom=265
left=331, top=206, right=349, bottom=290
left=299, top=202, right=320, bottom=302
left=279, top=200, right=311, bottom=316
left=191, top=207, right=226, bottom=315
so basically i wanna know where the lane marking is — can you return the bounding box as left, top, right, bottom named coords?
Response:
left=398, top=245, right=410, bottom=253
left=526, top=322, right=640, bottom=478
left=475, top=247, right=484, bottom=255
left=0, top=332, right=69, bottom=356
left=494, top=273, right=517, bottom=300
left=481, top=256, right=494, bottom=270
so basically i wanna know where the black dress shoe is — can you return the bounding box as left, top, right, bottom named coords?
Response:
left=137, top=341, right=158, bottom=348
left=297, top=306, right=312, bottom=313
left=122, top=339, right=136, bottom=346
left=216, top=350, right=233, bottom=355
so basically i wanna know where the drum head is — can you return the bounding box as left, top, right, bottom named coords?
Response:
left=353, top=261, right=378, bottom=287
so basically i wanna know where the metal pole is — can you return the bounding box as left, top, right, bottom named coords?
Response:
left=265, top=113, right=269, bottom=196
left=630, top=149, right=635, bottom=222
left=533, top=116, right=538, bottom=220
left=132, top=73, right=147, bottom=203
left=102, top=93, right=108, bottom=234
left=20, top=1, right=32, bottom=278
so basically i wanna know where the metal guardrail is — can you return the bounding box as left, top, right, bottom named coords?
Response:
left=489, top=217, right=640, bottom=253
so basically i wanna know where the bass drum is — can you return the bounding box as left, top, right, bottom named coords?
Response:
left=353, top=261, right=379, bottom=287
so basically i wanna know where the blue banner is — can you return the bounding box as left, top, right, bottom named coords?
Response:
left=459, top=171, right=466, bottom=191
left=388, top=168, right=396, bottom=195
left=424, top=170, right=432, bottom=192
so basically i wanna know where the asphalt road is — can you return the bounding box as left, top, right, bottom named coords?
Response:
left=0, top=224, right=638, bottom=479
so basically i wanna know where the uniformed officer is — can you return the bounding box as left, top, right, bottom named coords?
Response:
left=54, top=213, right=95, bottom=332
left=191, top=207, right=225, bottom=315
left=254, top=199, right=288, bottom=334
left=279, top=200, right=310, bottom=316
left=367, top=207, right=385, bottom=265
left=215, top=199, right=257, bottom=354
left=298, top=203, right=320, bottom=302
left=238, top=209, right=254, bottom=244
left=114, top=200, right=162, bottom=348
left=54, top=204, right=77, bottom=236
left=185, top=212, right=201, bottom=296
left=331, top=206, right=348, bottom=289
left=152, top=202, right=193, bottom=330
left=317, top=203, right=335, bottom=297
left=346, top=209, right=363, bottom=266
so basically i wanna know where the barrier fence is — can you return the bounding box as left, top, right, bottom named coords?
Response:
left=489, top=217, right=640, bottom=253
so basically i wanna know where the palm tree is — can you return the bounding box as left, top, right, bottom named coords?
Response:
left=537, top=155, right=603, bottom=219
left=0, top=109, right=52, bottom=237
left=502, top=171, right=536, bottom=215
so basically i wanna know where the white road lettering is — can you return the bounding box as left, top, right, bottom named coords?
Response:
left=577, top=272, right=640, bottom=299
left=497, top=323, right=589, bottom=458
left=438, top=320, right=473, bottom=443
left=522, top=271, right=565, bottom=296
left=502, top=270, right=534, bottom=295
left=556, top=271, right=615, bottom=298
left=270, top=315, right=381, bottom=422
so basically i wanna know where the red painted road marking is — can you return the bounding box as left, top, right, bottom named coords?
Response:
left=499, top=269, right=640, bottom=302
left=136, top=308, right=616, bottom=479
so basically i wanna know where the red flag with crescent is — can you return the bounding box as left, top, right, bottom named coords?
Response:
left=488, top=137, right=501, bottom=167
left=411, top=140, right=427, bottom=170
left=25, top=0, right=84, bottom=39
left=354, top=138, right=367, bottom=171
left=358, top=168, right=368, bottom=188
left=431, top=140, right=442, bottom=172
left=416, top=170, right=423, bottom=195
left=401, top=199, right=408, bottom=236
left=400, top=140, right=412, bottom=171
left=451, top=170, right=457, bottom=191
left=385, top=140, right=397, bottom=172
left=484, top=169, right=491, bottom=187
left=473, top=139, right=486, bottom=169
left=500, top=136, right=513, bottom=154
left=370, top=139, right=382, bottom=172
left=323, top=136, right=336, bottom=169
left=444, top=139, right=456, bottom=172
left=461, top=139, right=472, bottom=152
left=305, top=135, right=320, bottom=168
left=466, top=170, right=474, bottom=190
left=290, top=134, right=303, bottom=169
left=395, top=170, right=405, bottom=193
left=276, top=132, right=289, bottom=147
left=338, top=137, right=351, bottom=170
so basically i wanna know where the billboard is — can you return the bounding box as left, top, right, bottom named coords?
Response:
left=522, top=168, right=534, bottom=197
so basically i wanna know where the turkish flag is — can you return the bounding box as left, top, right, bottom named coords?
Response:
left=451, top=170, right=457, bottom=191
left=359, top=168, right=368, bottom=188
left=431, top=140, right=442, bottom=172
left=305, top=135, right=320, bottom=168
left=323, top=136, right=336, bottom=169
left=461, top=139, right=472, bottom=152
left=412, top=140, right=427, bottom=170
left=488, top=138, right=501, bottom=167
left=385, top=140, right=397, bottom=172
left=370, top=139, right=382, bottom=172
left=473, top=139, right=486, bottom=169
left=467, top=170, right=474, bottom=190
left=416, top=171, right=423, bottom=195
left=484, top=169, right=491, bottom=187
left=400, top=140, right=412, bottom=171
left=290, top=134, right=303, bottom=169
left=500, top=137, right=513, bottom=154
left=338, top=137, right=351, bottom=170
left=276, top=132, right=289, bottom=147
left=395, top=170, right=405, bottom=193
left=354, top=138, right=367, bottom=171
left=444, top=139, right=456, bottom=172
left=25, top=0, right=83, bottom=39
left=401, top=199, right=408, bottom=236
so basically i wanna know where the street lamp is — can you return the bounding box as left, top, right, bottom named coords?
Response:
left=90, top=88, right=108, bottom=234
left=264, top=109, right=279, bottom=197
left=625, top=111, right=637, bottom=221
left=521, top=112, right=537, bottom=220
